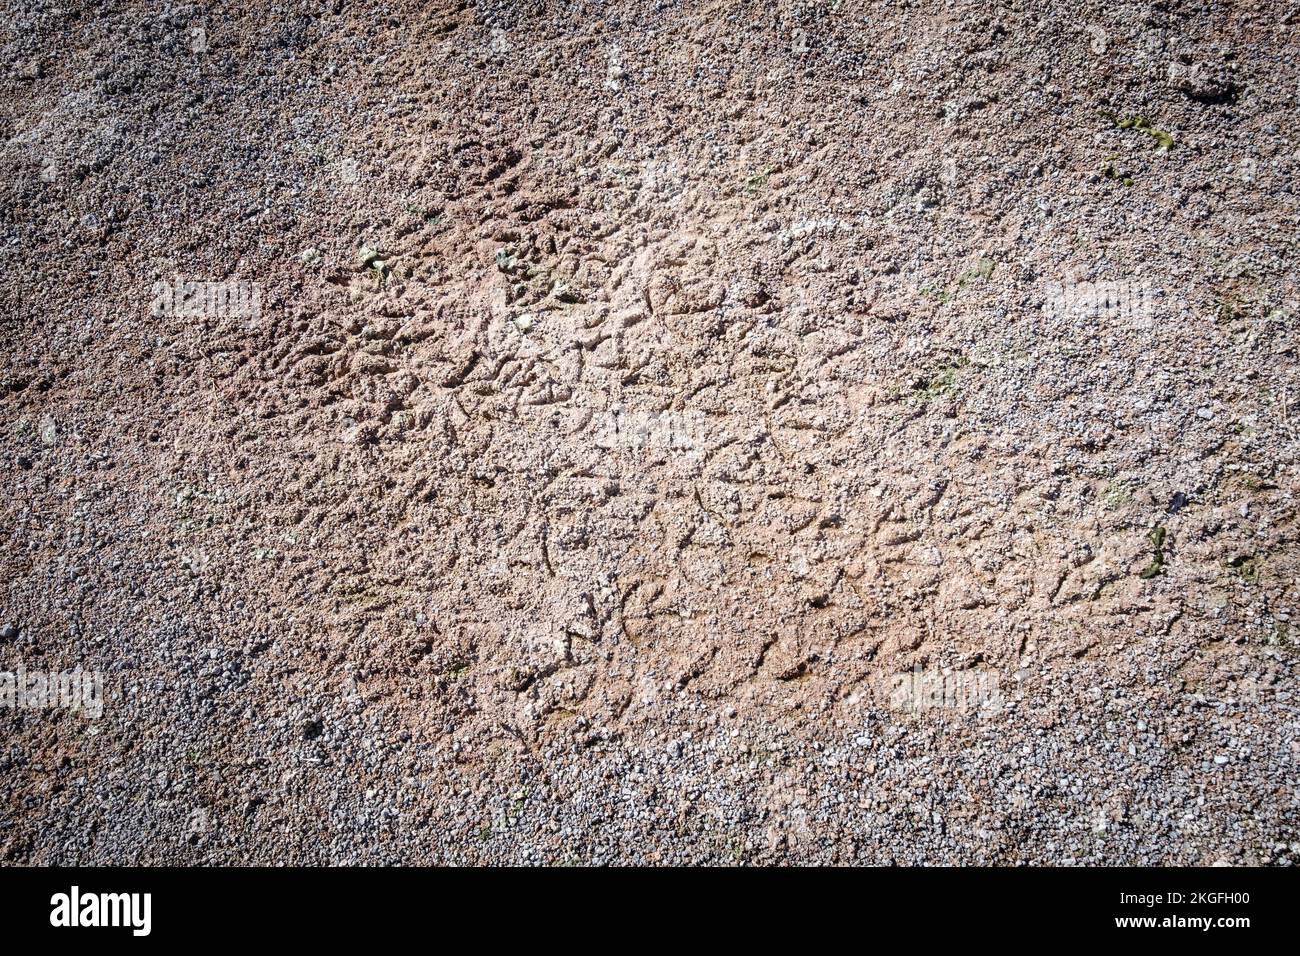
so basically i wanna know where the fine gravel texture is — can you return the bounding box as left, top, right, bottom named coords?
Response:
left=2, top=0, right=1298, bottom=865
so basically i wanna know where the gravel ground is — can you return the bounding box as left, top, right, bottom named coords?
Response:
left=1, top=0, right=1298, bottom=864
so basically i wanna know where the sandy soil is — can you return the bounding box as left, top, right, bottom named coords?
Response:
left=1, top=0, right=1297, bottom=864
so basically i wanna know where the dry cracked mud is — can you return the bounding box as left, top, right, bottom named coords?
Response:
left=1, top=0, right=1298, bottom=864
